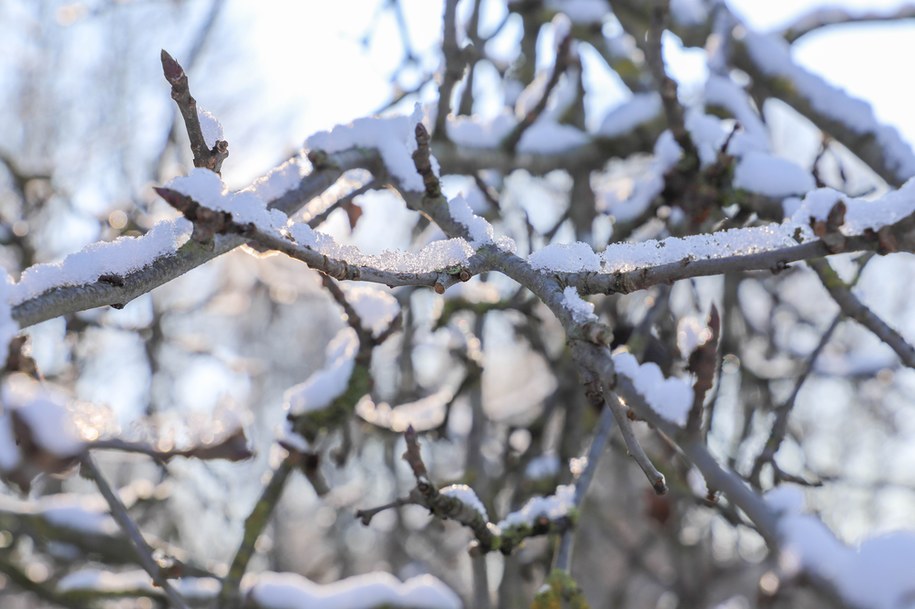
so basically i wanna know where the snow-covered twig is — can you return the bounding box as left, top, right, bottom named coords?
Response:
left=732, top=29, right=915, bottom=186
left=10, top=148, right=374, bottom=330
left=782, top=5, right=915, bottom=43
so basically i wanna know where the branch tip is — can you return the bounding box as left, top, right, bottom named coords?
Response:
left=160, top=49, right=184, bottom=83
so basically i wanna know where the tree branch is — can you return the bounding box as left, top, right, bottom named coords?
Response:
left=160, top=50, right=228, bottom=174
left=809, top=257, right=915, bottom=368
left=81, top=454, right=190, bottom=609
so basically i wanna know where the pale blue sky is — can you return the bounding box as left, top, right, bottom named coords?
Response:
left=219, top=1, right=915, bottom=184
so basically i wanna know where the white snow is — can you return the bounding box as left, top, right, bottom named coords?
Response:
left=767, top=485, right=915, bottom=609
left=733, top=151, right=815, bottom=198
left=550, top=13, right=571, bottom=51
left=0, top=374, right=85, bottom=471
left=0, top=493, right=118, bottom=536
left=306, top=106, right=430, bottom=192
left=339, top=284, right=400, bottom=338
left=197, top=107, right=224, bottom=148
left=498, top=483, right=575, bottom=529
left=245, top=571, right=462, bottom=609
left=742, top=30, right=915, bottom=182
left=355, top=390, right=451, bottom=433
left=446, top=113, right=516, bottom=149
left=612, top=350, right=691, bottom=426
left=448, top=195, right=494, bottom=245
left=789, top=178, right=915, bottom=234
left=58, top=569, right=151, bottom=593
left=439, top=484, right=488, bottom=520
left=245, top=154, right=310, bottom=202
left=595, top=131, right=681, bottom=226
left=703, top=75, right=767, bottom=147
left=58, top=568, right=219, bottom=599
left=283, top=327, right=359, bottom=416
left=561, top=286, right=598, bottom=323
left=167, top=169, right=288, bottom=233
left=525, top=453, right=560, bottom=480
left=527, top=178, right=914, bottom=279
left=599, top=223, right=801, bottom=274
left=676, top=315, right=712, bottom=357
left=518, top=121, right=590, bottom=154
left=598, top=93, right=663, bottom=138
left=11, top=218, right=192, bottom=304
left=529, top=241, right=601, bottom=273
left=288, top=222, right=475, bottom=275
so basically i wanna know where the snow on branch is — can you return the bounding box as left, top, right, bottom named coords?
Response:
left=244, top=571, right=462, bottom=609
left=283, top=327, right=359, bottom=419
left=542, top=180, right=915, bottom=294
left=612, top=350, right=692, bottom=426
left=734, top=30, right=915, bottom=186
left=306, top=106, right=431, bottom=193
left=0, top=374, right=85, bottom=491
left=767, top=485, right=915, bottom=609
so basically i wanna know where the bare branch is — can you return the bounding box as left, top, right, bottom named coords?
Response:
left=810, top=258, right=915, bottom=368
left=160, top=49, right=228, bottom=174
left=81, top=454, right=190, bottom=609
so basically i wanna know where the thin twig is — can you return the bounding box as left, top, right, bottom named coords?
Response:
left=501, top=33, right=574, bottom=152
left=554, top=404, right=616, bottom=571
left=644, top=0, right=696, bottom=159
left=810, top=258, right=915, bottom=369
left=433, top=0, right=465, bottom=140
left=81, top=454, right=191, bottom=609
left=782, top=5, right=915, bottom=43
left=749, top=313, right=841, bottom=488
left=160, top=49, right=228, bottom=173
left=218, top=453, right=295, bottom=607
left=88, top=429, right=252, bottom=463
left=607, top=390, right=668, bottom=494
